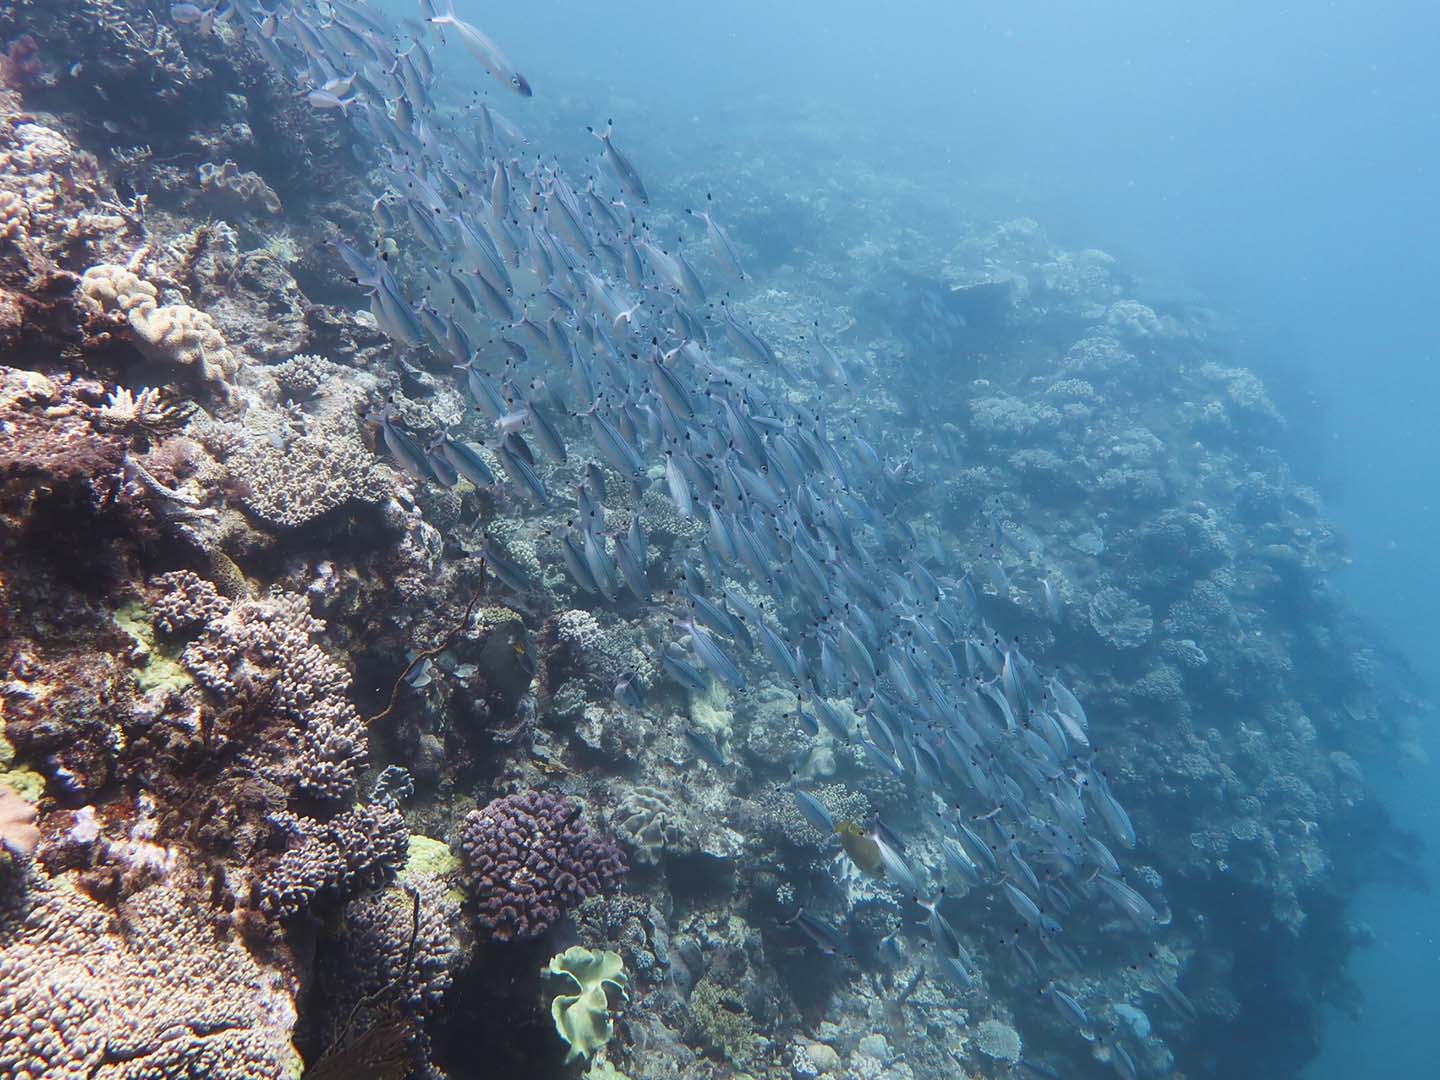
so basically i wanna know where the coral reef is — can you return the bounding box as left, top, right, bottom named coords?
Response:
left=460, top=790, right=627, bottom=942
left=0, top=5, right=1425, bottom=1080
left=0, top=867, right=301, bottom=1080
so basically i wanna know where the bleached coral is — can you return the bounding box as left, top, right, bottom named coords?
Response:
left=270, top=354, right=338, bottom=401
left=0, top=783, right=39, bottom=860
left=0, top=189, right=27, bottom=244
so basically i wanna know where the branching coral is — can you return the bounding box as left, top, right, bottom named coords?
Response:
left=256, top=803, right=407, bottom=919
left=0, top=110, right=127, bottom=266
left=270, top=354, right=338, bottom=401
left=460, top=790, right=627, bottom=941
left=151, top=570, right=368, bottom=802
left=227, top=410, right=390, bottom=531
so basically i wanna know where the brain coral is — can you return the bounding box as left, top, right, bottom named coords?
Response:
left=0, top=869, right=300, bottom=1080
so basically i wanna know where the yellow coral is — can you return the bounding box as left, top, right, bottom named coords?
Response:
left=79, top=264, right=238, bottom=394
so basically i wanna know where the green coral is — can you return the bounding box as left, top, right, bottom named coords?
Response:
left=0, top=717, right=43, bottom=802
left=544, top=946, right=628, bottom=1064
left=405, top=834, right=460, bottom=878
left=689, top=975, right=756, bottom=1065
left=113, top=600, right=193, bottom=697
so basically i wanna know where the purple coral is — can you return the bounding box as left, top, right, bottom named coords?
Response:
left=256, top=803, right=408, bottom=919
left=459, top=790, right=626, bottom=941
left=152, top=570, right=368, bottom=802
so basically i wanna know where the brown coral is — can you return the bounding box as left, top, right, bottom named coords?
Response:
left=0, top=866, right=302, bottom=1079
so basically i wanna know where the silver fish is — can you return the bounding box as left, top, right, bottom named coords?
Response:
left=589, top=120, right=649, bottom=205
left=427, top=5, right=532, bottom=96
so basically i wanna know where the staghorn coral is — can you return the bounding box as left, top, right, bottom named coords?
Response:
left=0, top=867, right=301, bottom=1080
left=79, top=263, right=239, bottom=395
left=460, top=790, right=627, bottom=942
left=151, top=570, right=368, bottom=803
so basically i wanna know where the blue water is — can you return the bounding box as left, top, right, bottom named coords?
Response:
left=444, top=1, right=1440, bottom=1071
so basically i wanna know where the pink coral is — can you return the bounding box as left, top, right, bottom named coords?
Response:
left=0, top=785, right=39, bottom=859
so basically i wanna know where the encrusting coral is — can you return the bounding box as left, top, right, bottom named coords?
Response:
left=0, top=867, right=302, bottom=1080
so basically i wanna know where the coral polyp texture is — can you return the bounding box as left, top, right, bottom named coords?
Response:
left=151, top=570, right=368, bottom=803
left=460, top=790, right=628, bottom=941
left=79, top=264, right=239, bottom=396
left=0, top=869, right=301, bottom=1080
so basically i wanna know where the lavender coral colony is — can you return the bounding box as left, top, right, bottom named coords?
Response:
left=461, top=790, right=627, bottom=941
left=0, top=3, right=1426, bottom=1080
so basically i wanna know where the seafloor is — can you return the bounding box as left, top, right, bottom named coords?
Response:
left=0, top=4, right=1428, bottom=1080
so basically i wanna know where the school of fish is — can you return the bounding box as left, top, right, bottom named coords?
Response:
left=187, top=1, right=1195, bottom=1071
